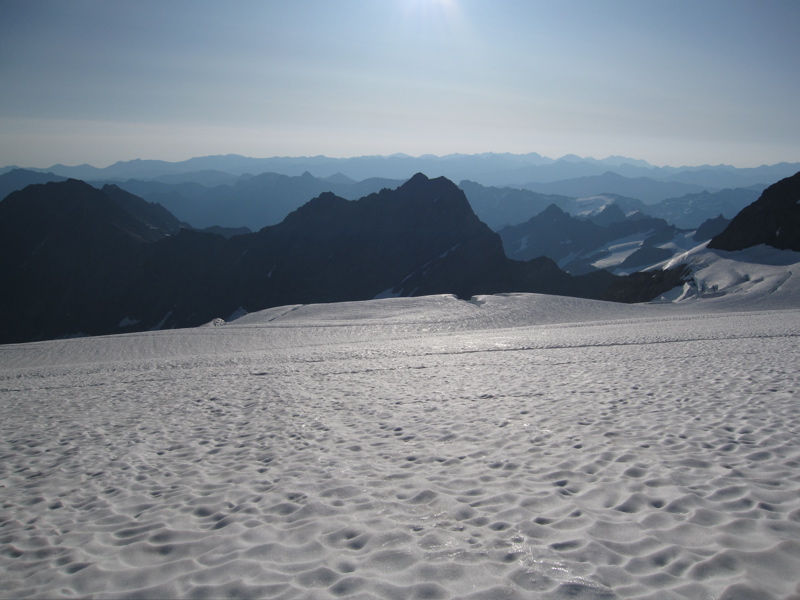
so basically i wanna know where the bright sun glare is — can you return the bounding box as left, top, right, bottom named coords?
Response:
left=402, top=0, right=458, bottom=19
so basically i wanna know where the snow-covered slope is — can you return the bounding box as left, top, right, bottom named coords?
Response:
left=1, top=274, right=800, bottom=598
left=651, top=243, right=800, bottom=311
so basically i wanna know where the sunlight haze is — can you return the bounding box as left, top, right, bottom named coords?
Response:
left=0, top=0, right=798, bottom=167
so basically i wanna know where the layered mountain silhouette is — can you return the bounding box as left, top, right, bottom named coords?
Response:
left=498, top=204, right=684, bottom=275
left=456, top=181, right=758, bottom=231
left=98, top=171, right=404, bottom=230
left=709, top=171, right=800, bottom=252
left=0, top=168, right=766, bottom=234
left=456, top=180, right=570, bottom=230
left=0, top=168, right=67, bottom=200
left=0, top=174, right=685, bottom=344
left=519, top=172, right=714, bottom=204
left=0, top=169, right=403, bottom=231
left=7, top=153, right=798, bottom=190
left=644, top=187, right=762, bottom=229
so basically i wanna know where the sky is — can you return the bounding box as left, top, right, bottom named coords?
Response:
left=1, top=0, right=799, bottom=169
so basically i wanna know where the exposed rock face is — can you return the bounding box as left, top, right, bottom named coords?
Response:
left=0, top=180, right=176, bottom=343
left=0, top=174, right=682, bottom=344
left=230, top=173, right=499, bottom=306
left=708, top=171, right=800, bottom=252
left=99, top=184, right=188, bottom=237
left=693, top=215, right=730, bottom=242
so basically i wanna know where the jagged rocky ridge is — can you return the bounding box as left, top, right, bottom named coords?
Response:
left=0, top=168, right=764, bottom=234
left=0, top=174, right=686, bottom=344
left=708, top=170, right=800, bottom=252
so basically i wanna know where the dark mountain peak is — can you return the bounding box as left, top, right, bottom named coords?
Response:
left=708, top=171, right=800, bottom=251
left=539, top=203, right=570, bottom=220
left=60, top=177, right=97, bottom=191
left=598, top=202, right=626, bottom=217
left=397, top=172, right=439, bottom=195
left=542, top=202, right=565, bottom=214
left=694, top=214, right=730, bottom=242
left=246, top=171, right=284, bottom=185
left=278, top=175, right=481, bottom=238
left=0, top=168, right=69, bottom=201
left=323, top=172, right=356, bottom=185
left=6, top=167, right=36, bottom=175
left=386, top=173, right=480, bottom=225
left=598, top=171, right=626, bottom=180
left=317, top=190, right=340, bottom=202
left=589, top=202, right=627, bottom=227
left=400, top=172, right=473, bottom=196
left=400, top=173, right=466, bottom=196
left=405, top=172, right=430, bottom=185
left=4, top=178, right=107, bottom=211
left=281, top=191, right=350, bottom=227
left=100, top=183, right=186, bottom=238
left=1, top=179, right=183, bottom=247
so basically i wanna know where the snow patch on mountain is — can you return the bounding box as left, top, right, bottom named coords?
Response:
left=652, top=243, right=800, bottom=309
left=588, top=231, right=656, bottom=270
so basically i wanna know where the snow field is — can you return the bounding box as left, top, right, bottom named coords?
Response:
left=1, top=293, right=800, bottom=599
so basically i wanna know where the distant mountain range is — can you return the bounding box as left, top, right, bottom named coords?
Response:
left=3, top=152, right=798, bottom=189
left=498, top=204, right=688, bottom=275
left=0, top=174, right=685, bottom=344
left=0, top=167, right=764, bottom=232
left=2, top=152, right=798, bottom=344
left=514, top=171, right=727, bottom=204
left=460, top=181, right=759, bottom=230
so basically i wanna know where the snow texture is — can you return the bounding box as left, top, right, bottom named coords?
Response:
left=1, top=246, right=800, bottom=599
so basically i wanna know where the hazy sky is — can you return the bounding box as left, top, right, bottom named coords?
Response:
left=1, top=0, right=799, bottom=168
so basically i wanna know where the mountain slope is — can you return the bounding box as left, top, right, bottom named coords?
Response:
left=708, top=171, right=800, bottom=252
left=0, top=180, right=171, bottom=342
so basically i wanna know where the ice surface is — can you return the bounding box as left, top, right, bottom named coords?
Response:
left=657, top=244, right=800, bottom=311
left=2, top=251, right=800, bottom=599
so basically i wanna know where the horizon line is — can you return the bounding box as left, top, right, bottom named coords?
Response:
left=6, top=151, right=798, bottom=172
